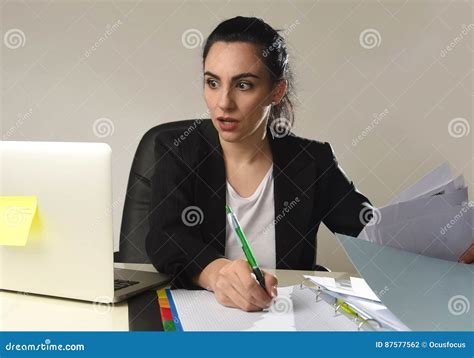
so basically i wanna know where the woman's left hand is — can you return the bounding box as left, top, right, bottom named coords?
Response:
left=458, top=244, right=474, bottom=264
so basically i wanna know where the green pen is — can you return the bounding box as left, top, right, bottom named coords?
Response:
left=225, top=205, right=267, bottom=290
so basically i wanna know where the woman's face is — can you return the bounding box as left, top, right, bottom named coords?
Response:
left=203, top=41, right=276, bottom=143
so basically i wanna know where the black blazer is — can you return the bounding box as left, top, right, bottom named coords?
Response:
left=145, top=119, right=371, bottom=288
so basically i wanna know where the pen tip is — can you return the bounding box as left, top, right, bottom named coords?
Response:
left=225, top=205, right=232, bottom=214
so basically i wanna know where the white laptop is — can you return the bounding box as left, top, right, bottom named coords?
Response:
left=0, top=141, right=170, bottom=303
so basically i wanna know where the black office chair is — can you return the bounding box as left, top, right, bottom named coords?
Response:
left=115, top=122, right=330, bottom=272
left=114, top=124, right=165, bottom=264
left=312, top=264, right=330, bottom=272
left=115, top=120, right=203, bottom=263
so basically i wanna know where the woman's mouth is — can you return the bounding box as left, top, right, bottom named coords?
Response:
left=217, top=117, right=239, bottom=131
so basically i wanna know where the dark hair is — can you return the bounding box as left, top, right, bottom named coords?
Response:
left=202, top=16, right=295, bottom=128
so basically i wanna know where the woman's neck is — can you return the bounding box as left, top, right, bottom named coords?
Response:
left=219, top=125, right=272, bottom=166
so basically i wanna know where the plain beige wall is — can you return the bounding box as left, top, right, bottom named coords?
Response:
left=2, top=0, right=472, bottom=273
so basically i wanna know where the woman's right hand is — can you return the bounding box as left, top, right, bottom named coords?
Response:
left=195, top=258, right=278, bottom=312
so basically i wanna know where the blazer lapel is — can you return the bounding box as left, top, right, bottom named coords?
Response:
left=269, top=131, right=316, bottom=269
left=195, top=121, right=227, bottom=254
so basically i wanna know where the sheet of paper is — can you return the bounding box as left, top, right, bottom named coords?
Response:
left=389, top=162, right=453, bottom=204
left=0, top=196, right=37, bottom=246
left=358, top=184, right=472, bottom=262
left=367, top=207, right=472, bottom=261
left=303, top=275, right=381, bottom=302
left=303, top=276, right=336, bottom=289
left=396, top=186, right=468, bottom=220
left=401, top=175, right=465, bottom=202
left=350, top=277, right=381, bottom=302
left=170, top=286, right=361, bottom=331
left=378, top=187, right=469, bottom=227
left=369, top=187, right=468, bottom=232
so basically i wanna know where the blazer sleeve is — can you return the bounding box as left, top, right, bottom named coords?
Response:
left=320, top=142, right=373, bottom=237
left=145, top=137, right=224, bottom=289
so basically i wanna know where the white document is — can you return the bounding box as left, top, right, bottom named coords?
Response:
left=375, top=187, right=469, bottom=227
left=303, top=275, right=381, bottom=302
left=360, top=199, right=473, bottom=261
left=389, top=162, right=454, bottom=204
left=350, top=277, right=381, bottom=302
left=358, top=163, right=472, bottom=262
left=170, top=286, right=361, bottom=331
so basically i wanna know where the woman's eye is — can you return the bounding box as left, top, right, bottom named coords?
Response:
left=237, top=81, right=253, bottom=90
left=205, top=79, right=252, bottom=90
left=206, top=79, right=218, bottom=88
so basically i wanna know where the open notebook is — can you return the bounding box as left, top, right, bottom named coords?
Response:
left=162, top=285, right=380, bottom=331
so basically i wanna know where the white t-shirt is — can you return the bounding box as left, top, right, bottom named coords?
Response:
left=225, top=165, right=276, bottom=269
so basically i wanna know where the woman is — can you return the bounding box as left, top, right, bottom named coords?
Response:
left=146, top=16, right=380, bottom=312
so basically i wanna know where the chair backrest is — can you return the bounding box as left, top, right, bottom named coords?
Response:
left=115, top=125, right=163, bottom=263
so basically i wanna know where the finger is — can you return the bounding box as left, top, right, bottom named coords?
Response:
left=230, top=260, right=272, bottom=307
left=234, top=264, right=272, bottom=308
left=263, top=271, right=278, bottom=298
left=225, top=285, right=262, bottom=312
left=215, top=292, right=237, bottom=308
left=214, top=279, right=260, bottom=311
left=218, top=265, right=267, bottom=310
left=231, top=271, right=269, bottom=309
left=459, top=244, right=474, bottom=263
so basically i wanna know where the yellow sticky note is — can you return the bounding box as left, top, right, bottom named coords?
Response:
left=0, top=196, right=37, bottom=246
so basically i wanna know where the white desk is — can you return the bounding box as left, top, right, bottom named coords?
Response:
left=0, top=263, right=353, bottom=331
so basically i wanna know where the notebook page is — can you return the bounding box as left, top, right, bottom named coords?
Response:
left=170, top=286, right=360, bottom=331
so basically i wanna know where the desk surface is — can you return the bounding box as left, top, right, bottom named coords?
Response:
left=0, top=263, right=356, bottom=331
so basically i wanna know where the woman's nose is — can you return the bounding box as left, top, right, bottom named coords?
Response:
left=217, top=88, right=235, bottom=111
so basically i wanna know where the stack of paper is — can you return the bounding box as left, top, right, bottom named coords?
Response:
left=358, top=162, right=473, bottom=261
left=303, top=275, right=381, bottom=302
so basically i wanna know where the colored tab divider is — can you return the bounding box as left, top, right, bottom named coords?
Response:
left=0, top=196, right=38, bottom=246
left=157, top=289, right=183, bottom=332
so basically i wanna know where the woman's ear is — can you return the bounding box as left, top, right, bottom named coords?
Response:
left=272, top=79, right=288, bottom=105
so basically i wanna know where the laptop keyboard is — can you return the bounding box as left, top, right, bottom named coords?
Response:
left=114, top=279, right=139, bottom=291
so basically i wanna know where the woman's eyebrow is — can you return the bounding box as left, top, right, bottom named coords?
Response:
left=204, top=71, right=260, bottom=81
